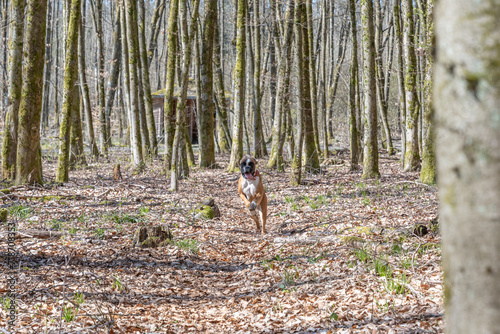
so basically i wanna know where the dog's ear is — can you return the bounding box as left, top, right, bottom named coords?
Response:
left=239, top=155, right=249, bottom=165
left=251, top=158, right=257, bottom=165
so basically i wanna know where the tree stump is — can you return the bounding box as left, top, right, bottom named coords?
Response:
left=132, top=225, right=173, bottom=248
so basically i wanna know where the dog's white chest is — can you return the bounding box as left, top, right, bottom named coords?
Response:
left=242, top=177, right=259, bottom=200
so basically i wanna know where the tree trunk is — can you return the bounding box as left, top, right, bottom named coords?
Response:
left=198, top=0, right=218, bottom=168
left=15, top=0, right=48, bottom=185
left=147, top=0, right=166, bottom=67
left=374, top=0, right=394, bottom=155
left=170, top=0, right=200, bottom=191
left=306, top=0, right=320, bottom=158
left=348, top=0, right=359, bottom=169
left=69, top=90, right=86, bottom=168
left=104, top=6, right=122, bottom=153
left=214, top=20, right=231, bottom=153
left=435, top=0, right=500, bottom=332
left=360, top=0, right=380, bottom=180
left=252, top=0, right=265, bottom=158
left=290, top=0, right=306, bottom=186
left=394, top=0, right=406, bottom=166
left=320, top=0, right=329, bottom=160
left=41, top=0, right=53, bottom=133
left=163, top=0, right=179, bottom=172
left=124, top=0, right=144, bottom=169
left=91, top=0, right=108, bottom=156
left=267, top=0, right=294, bottom=170
left=56, top=0, right=81, bottom=183
left=138, top=0, right=157, bottom=156
left=419, top=0, right=435, bottom=184
left=227, top=0, right=247, bottom=173
left=78, top=0, right=99, bottom=159
left=1, top=0, right=25, bottom=181
left=402, top=0, right=420, bottom=171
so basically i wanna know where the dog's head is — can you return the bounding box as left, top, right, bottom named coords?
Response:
left=240, top=155, right=257, bottom=180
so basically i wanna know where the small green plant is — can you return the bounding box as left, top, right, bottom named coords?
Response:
left=354, top=249, right=369, bottom=263
left=1, top=296, right=12, bottom=312
left=62, top=305, right=76, bottom=322
left=94, top=228, right=106, bottom=239
left=49, top=219, right=65, bottom=231
left=76, top=214, right=87, bottom=225
left=174, top=239, right=199, bottom=254
left=303, top=195, right=311, bottom=204
left=328, top=303, right=338, bottom=321
left=400, top=257, right=414, bottom=269
left=284, top=196, right=293, bottom=204
left=291, top=203, right=300, bottom=211
left=279, top=266, right=299, bottom=289
left=139, top=206, right=150, bottom=215
left=392, top=243, right=403, bottom=254
left=68, top=227, right=78, bottom=235
left=8, top=204, right=32, bottom=220
left=309, top=201, right=319, bottom=209
left=316, top=195, right=328, bottom=205
left=73, top=292, right=85, bottom=307
left=362, top=196, right=371, bottom=206
left=112, top=276, right=123, bottom=291
left=374, top=258, right=393, bottom=277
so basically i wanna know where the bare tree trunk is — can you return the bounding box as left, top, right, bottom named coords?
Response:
left=306, top=0, right=320, bottom=158
left=124, top=0, right=144, bottom=169
left=394, top=0, right=406, bottom=165
left=290, top=0, right=306, bottom=186
left=227, top=0, right=247, bottom=172
left=16, top=0, right=48, bottom=185
left=78, top=0, right=99, bottom=159
left=214, top=18, right=231, bottom=153
left=402, top=0, right=420, bottom=171
left=1, top=0, right=25, bottom=181
left=104, top=6, right=122, bottom=153
left=138, top=0, right=157, bottom=156
left=170, top=0, right=200, bottom=191
left=252, top=0, right=265, bottom=158
left=41, top=0, right=53, bottom=133
left=90, top=0, right=108, bottom=156
left=147, top=0, right=166, bottom=67
left=320, top=0, right=329, bottom=160
left=435, top=0, right=500, bottom=332
left=348, top=0, right=359, bottom=169
left=198, top=0, right=218, bottom=167
left=360, top=0, right=380, bottom=180
left=163, top=0, right=179, bottom=171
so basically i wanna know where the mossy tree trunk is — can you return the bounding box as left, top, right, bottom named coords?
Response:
left=1, top=0, right=25, bottom=181
left=198, top=0, right=218, bottom=168
left=41, top=0, right=53, bottom=133
left=348, top=0, right=360, bottom=170
left=360, top=0, right=380, bottom=180
left=170, top=0, right=200, bottom=191
left=69, top=90, right=86, bottom=169
left=298, top=0, right=319, bottom=174
left=267, top=0, right=293, bottom=170
left=419, top=0, right=435, bottom=185
left=163, top=0, right=179, bottom=172
left=402, top=0, right=420, bottom=172
left=15, top=0, right=48, bottom=185
left=290, top=0, right=306, bottom=186
left=78, top=0, right=99, bottom=159
left=227, top=0, right=247, bottom=173
left=124, top=0, right=144, bottom=170
left=435, top=0, right=500, bottom=331
left=320, top=0, right=329, bottom=161
left=138, top=0, right=157, bottom=157
left=56, top=0, right=81, bottom=183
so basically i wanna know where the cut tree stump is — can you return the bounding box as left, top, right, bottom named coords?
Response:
left=132, top=225, right=173, bottom=248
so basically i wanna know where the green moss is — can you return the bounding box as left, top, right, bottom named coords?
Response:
left=190, top=205, right=215, bottom=220
left=0, top=209, right=8, bottom=223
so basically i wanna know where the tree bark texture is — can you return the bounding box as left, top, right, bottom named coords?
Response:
left=15, top=0, right=48, bottom=185
left=56, top=0, right=81, bottom=183
left=435, top=0, right=500, bottom=332
left=1, top=0, right=25, bottom=180
left=360, top=0, right=380, bottom=180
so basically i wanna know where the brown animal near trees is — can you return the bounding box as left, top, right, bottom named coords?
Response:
left=113, top=163, right=122, bottom=180
left=238, top=155, right=267, bottom=235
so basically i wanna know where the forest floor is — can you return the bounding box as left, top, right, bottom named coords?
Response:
left=0, top=149, right=442, bottom=333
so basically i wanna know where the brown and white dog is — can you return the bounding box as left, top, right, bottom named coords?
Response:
left=238, top=155, right=267, bottom=235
